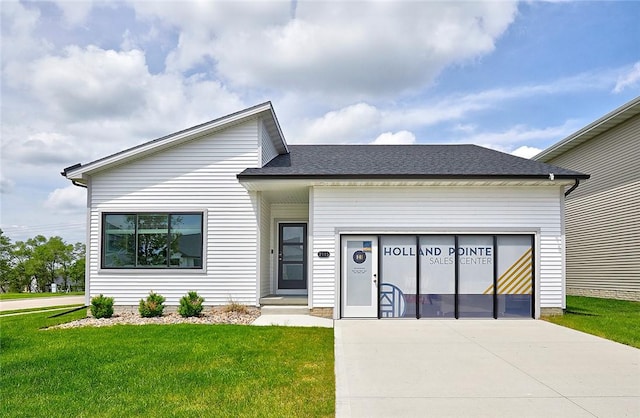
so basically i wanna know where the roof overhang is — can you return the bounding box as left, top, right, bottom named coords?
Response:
left=238, top=177, right=580, bottom=192
left=534, top=95, right=640, bottom=162
left=63, top=102, right=287, bottom=183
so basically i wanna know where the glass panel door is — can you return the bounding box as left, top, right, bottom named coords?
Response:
left=496, top=236, right=533, bottom=318
left=458, top=236, right=494, bottom=318
left=342, top=236, right=378, bottom=318
left=419, top=235, right=455, bottom=318
left=380, top=236, right=416, bottom=318
left=278, top=223, right=307, bottom=290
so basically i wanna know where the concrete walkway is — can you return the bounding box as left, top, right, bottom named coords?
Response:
left=0, top=296, right=84, bottom=312
left=335, top=319, right=640, bottom=418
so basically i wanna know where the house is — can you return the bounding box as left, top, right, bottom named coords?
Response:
left=534, top=96, right=640, bottom=302
left=63, top=102, right=588, bottom=319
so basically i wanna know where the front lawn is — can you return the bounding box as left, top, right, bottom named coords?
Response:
left=0, top=311, right=335, bottom=417
left=545, top=295, right=640, bottom=348
left=0, top=291, right=84, bottom=300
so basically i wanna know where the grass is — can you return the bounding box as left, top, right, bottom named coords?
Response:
left=545, top=296, right=640, bottom=348
left=0, top=291, right=84, bottom=300
left=0, top=311, right=335, bottom=417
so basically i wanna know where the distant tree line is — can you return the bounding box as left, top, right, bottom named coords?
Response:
left=0, top=229, right=85, bottom=293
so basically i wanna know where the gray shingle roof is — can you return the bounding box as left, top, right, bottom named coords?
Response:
left=239, top=145, right=588, bottom=179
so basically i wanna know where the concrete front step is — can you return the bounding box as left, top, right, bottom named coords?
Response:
left=259, top=295, right=308, bottom=306
left=260, top=305, right=310, bottom=315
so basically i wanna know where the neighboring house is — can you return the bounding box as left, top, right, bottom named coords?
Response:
left=534, top=96, right=640, bottom=302
left=63, top=102, right=588, bottom=319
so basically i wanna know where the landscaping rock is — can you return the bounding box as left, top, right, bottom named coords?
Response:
left=50, top=307, right=261, bottom=329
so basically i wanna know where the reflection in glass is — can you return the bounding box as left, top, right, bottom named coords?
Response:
left=282, top=245, right=304, bottom=261
left=458, top=236, right=494, bottom=318
left=380, top=236, right=416, bottom=318
left=496, top=235, right=532, bottom=318
left=103, top=213, right=202, bottom=269
left=283, top=264, right=304, bottom=281
left=282, top=226, right=304, bottom=243
left=419, top=236, right=455, bottom=318
left=103, top=214, right=136, bottom=267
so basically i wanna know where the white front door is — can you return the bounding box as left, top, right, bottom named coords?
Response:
left=342, top=236, right=378, bottom=318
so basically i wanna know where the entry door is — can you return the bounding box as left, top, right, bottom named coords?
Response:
left=342, top=236, right=378, bottom=318
left=278, top=223, right=307, bottom=290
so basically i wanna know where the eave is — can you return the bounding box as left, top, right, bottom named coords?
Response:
left=534, top=95, right=640, bottom=162
left=62, top=102, right=287, bottom=182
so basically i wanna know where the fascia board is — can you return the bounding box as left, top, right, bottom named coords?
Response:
left=64, top=102, right=276, bottom=179
left=534, top=96, right=640, bottom=162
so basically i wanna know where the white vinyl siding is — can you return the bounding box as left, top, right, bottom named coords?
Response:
left=259, top=193, right=271, bottom=298
left=311, top=186, right=565, bottom=314
left=548, top=114, right=640, bottom=297
left=87, top=120, right=261, bottom=306
left=260, top=120, right=279, bottom=166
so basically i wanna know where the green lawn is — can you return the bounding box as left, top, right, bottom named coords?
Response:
left=545, top=296, right=640, bottom=348
left=0, top=291, right=84, bottom=300
left=0, top=311, right=335, bottom=417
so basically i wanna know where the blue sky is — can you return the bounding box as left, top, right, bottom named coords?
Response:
left=1, top=0, right=639, bottom=244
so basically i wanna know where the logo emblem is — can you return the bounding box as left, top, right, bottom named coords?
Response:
left=353, top=250, right=366, bottom=264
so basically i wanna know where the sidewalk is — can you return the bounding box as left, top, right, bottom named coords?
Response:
left=0, top=296, right=85, bottom=312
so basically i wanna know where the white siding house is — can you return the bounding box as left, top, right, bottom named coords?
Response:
left=534, top=96, right=640, bottom=301
left=64, top=102, right=587, bottom=318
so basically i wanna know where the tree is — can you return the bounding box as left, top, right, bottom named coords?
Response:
left=0, top=229, right=13, bottom=292
left=0, top=232, right=86, bottom=293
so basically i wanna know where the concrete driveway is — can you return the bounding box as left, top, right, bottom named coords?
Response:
left=0, top=295, right=84, bottom=312
left=335, top=320, right=639, bottom=418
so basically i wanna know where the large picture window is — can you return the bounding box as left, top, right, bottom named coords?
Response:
left=103, top=213, right=203, bottom=269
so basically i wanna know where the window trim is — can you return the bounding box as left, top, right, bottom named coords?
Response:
left=101, top=211, right=205, bottom=271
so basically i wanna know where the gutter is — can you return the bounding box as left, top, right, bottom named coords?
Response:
left=61, top=163, right=87, bottom=188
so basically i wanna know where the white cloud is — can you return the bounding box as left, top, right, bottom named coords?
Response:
left=44, top=185, right=86, bottom=212
left=458, top=122, right=579, bottom=146
left=8, top=132, right=86, bottom=166
left=52, top=0, right=95, bottom=26
left=372, top=131, right=416, bottom=145
left=26, top=46, right=150, bottom=120
left=132, top=1, right=518, bottom=98
left=1, top=1, right=53, bottom=86
left=510, top=146, right=543, bottom=159
left=613, top=62, right=640, bottom=93
left=0, top=176, right=15, bottom=194
left=299, top=103, right=381, bottom=144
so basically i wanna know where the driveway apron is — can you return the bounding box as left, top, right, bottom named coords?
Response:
left=335, top=319, right=639, bottom=418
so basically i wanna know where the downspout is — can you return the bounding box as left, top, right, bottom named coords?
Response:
left=564, top=179, right=580, bottom=197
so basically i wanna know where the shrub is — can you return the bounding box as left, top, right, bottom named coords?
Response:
left=178, top=291, right=204, bottom=318
left=223, top=298, right=249, bottom=314
left=90, top=294, right=114, bottom=319
left=139, top=291, right=166, bottom=318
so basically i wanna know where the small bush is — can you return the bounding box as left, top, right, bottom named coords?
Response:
left=139, top=291, right=166, bottom=318
left=90, top=294, right=114, bottom=319
left=178, top=291, right=204, bottom=317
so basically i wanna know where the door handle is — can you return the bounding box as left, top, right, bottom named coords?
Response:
left=278, top=252, right=282, bottom=261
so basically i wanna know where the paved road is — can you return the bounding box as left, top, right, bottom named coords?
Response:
left=335, top=319, right=640, bottom=418
left=0, top=296, right=85, bottom=312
